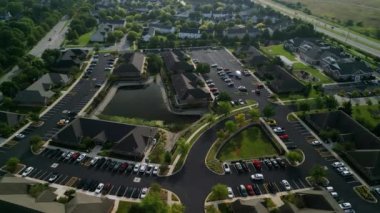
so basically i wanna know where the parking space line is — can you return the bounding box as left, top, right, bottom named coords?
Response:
left=347, top=180, right=359, bottom=184
left=31, top=170, right=42, bottom=178
left=292, top=180, right=300, bottom=189
left=37, top=171, right=48, bottom=180
left=273, top=182, right=281, bottom=192
left=115, top=186, right=121, bottom=196
left=262, top=184, right=269, bottom=194
left=42, top=172, right=52, bottom=181
left=298, top=179, right=306, bottom=188
left=59, top=175, right=69, bottom=185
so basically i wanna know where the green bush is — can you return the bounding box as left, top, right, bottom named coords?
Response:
left=5, top=157, right=20, bottom=173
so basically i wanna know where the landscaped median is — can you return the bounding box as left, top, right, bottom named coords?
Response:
left=353, top=185, right=378, bottom=203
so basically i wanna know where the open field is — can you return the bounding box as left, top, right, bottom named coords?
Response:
left=217, top=126, right=278, bottom=161
left=292, top=62, right=333, bottom=84
left=352, top=105, right=380, bottom=130
left=279, top=0, right=380, bottom=39
left=261, top=44, right=296, bottom=60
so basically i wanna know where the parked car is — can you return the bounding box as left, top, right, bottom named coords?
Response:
left=133, top=164, right=140, bottom=173
left=253, top=184, right=261, bottom=195
left=65, top=152, right=74, bottom=160
left=331, top=161, right=344, bottom=168
left=340, top=170, right=352, bottom=177
left=311, top=140, right=322, bottom=146
left=227, top=187, right=234, bottom=199
left=374, top=188, right=380, bottom=196
left=102, top=183, right=112, bottom=195
left=113, top=162, right=121, bottom=172
left=95, top=183, right=104, bottom=194
left=235, top=162, right=244, bottom=173
left=339, top=202, right=352, bottom=210
left=337, top=166, right=349, bottom=173
left=271, top=159, right=279, bottom=168
left=145, top=165, right=154, bottom=175
left=241, top=161, right=250, bottom=172
left=330, top=191, right=339, bottom=198
left=205, top=79, right=213, bottom=84
left=238, top=86, right=247, bottom=92
left=245, top=184, right=255, bottom=196
left=89, top=157, right=98, bottom=166
left=278, top=134, right=289, bottom=140
left=77, top=153, right=86, bottom=162
left=238, top=99, right=245, bottom=105
left=267, top=182, right=276, bottom=194
left=281, top=179, right=291, bottom=190
left=223, top=163, right=231, bottom=174
left=265, top=118, right=277, bottom=126
left=14, top=133, right=26, bottom=140
left=211, top=64, right=217, bottom=68
left=263, top=159, right=272, bottom=168
left=276, top=157, right=286, bottom=168
left=119, top=162, right=128, bottom=173
left=250, top=173, right=264, bottom=181
left=48, top=173, right=59, bottom=183
left=273, top=127, right=285, bottom=134
left=238, top=185, right=248, bottom=197
left=140, top=187, right=149, bottom=199
left=152, top=166, right=159, bottom=176
left=139, top=163, right=147, bottom=173
left=22, top=167, right=34, bottom=177
left=252, top=160, right=262, bottom=171
left=71, top=152, right=80, bottom=161
left=326, top=186, right=334, bottom=192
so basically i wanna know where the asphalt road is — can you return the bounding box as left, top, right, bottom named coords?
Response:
left=1, top=50, right=380, bottom=213
left=0, top=16, right=70, bottom=84
left=254, top=0, right=380, bottom=58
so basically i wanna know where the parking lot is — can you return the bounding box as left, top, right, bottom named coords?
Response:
left=190, top=49, right=267, bottom=104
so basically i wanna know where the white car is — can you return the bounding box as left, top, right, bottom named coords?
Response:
left=15, top=133, right=26, bottom=140
left=139, top=163, right=147, bottom=173
left=337, top=166, right=349, bottom=173
left=133, top=163, right=140, bottom=173
left=340, top=170, right=352, bottom=177
left=238, top=99, right=245, bottom=105
left=152, top=166, right=159, bottom=176
left=211, top=63, right=217, bottom=68
left=311, top=140, right=322, bottom=146
left=374, top=187, right=380, bottom=196
left=22, top=167, right=34, bottom=177
left=77, top=153, right=86, bottom=162
left=273, top=127, right=285, bottom=133
left=330, top=191, right=339, bottom=198
left=205, top=80, right=213, bottom=84
left=48, top=173, right=59, bottom=183
left=90, top=157, right=99, bottom=166
left=281, top=179, right=291, bottom=190
left=339, top=202, right=352, bottom=210
left=326, top=186, right=334, bottom=192
left=95, top=183, right=104, bottom=194
left=223, top=163, right=231, bottom=174
left=251, top=173, right=264, bottom=181
left=227, top=187, right=234, bottom=199
left=65, top=152, right=73, bottom=160
left=331, top=161, right=344, bottom=168
left=140, top=187, right=149, bottom=199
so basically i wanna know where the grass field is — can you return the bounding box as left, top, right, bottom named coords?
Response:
left=261, top=44, right=296, bottom=60
left=217, top=126, right=278, bottom=161
left=292, top=62, right=333, bottom=84
left=116, top=201, right=138, bottom=213
left=352, top=105, right=380, bottom=130
left=77, top=28, right=95, bottom=46
left=280, top=0, right=380, bottom=39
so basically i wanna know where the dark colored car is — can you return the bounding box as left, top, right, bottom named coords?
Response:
left=264, top=159, right=272, bottom=168
left=241, top=161, right=250, bottom=172
left=76, top=178, right=87, bottom=189
left=113, top=162, right=121, bottom=172
left=276, top=157, right=286, bottom=168
left=253, top=184, right=261, bottom=195
left=71, top=152, right=80, bottom=161
left=119, top=162, right=128, bottom=173
left=96, top=158, right=106, bottom=168
left=126, top=164, right=134, bottom=173
left=102, top=183, right=112, bottom=195
left=89, top=180, right=99, bottom=192
left=267, top=182, right=276, bottom=194
left=83, top=179, right=92, bottom=191
left=287, top=144, right=298, bottom=150
left=238, top=185, right=248, bottom=197
left=271, top=159, right=279, bottom=168
left=252, top=160, right=262, bottom=171
left=109, top=161, right=117, bottom=171
left=235, top=162, right=244, bottom=174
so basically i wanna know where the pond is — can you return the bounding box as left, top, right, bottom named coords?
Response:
left=102, top=81, right=199, bottom=127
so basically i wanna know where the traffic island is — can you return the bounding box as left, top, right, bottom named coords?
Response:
left=353, top=185, right=378, bottom=203
left=305, top=176, right=329, bottom=187
left=286, top=149, right=305, bottom=167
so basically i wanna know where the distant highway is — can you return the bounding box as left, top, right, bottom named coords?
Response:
left=0, top=16, right=70, bottom=84
left=254, top=0, right=380, bottom=58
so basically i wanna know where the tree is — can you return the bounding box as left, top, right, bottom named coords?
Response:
left=324, top=96, right=338, bottom=110
left=5, top=157, right=20, bottom=173
left=170, top=203, right=185, bottom=213
left=216, top=129, right=226, bottom=139
left=29, top=135, right=42, bottom=146
left=210, top=184, right=228, bottom=200
left=0, top=81, right=20, bottom=98
left=127, top=31, right=139, bottom=42
left=217, top=101, right=232, bottom=115
left=298, top=101, right=310, bottom=112
left=217, top=92, right=231, bottom=102
left=309, top=164, right=327, bottom=185
left=286, top=151, right=303, bottom=164
left=342, top=101, right=352, bottom=115
left=147, top=54, right=163, bottom=73
left=28, top=113, right=40, bottom=122
left=249, top=108, right=260, bottom=122
left=195, top=63, right=210, bottom=74
left=314, top=96, right=324, bottom=109
left=41, top=49, right=61, bottom=67
left=225, top=120, right=237, bottom=133
left=234, top=113, right=246, bottom=127
left=177, top=138, right=189, bottom=154
left=263, top=104, right=275, bottom=117
left=140, top=189, right=168, bottom=213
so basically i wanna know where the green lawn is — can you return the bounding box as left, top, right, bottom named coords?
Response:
left=217, top=126, right=278, bottom=161
left=77, top=28, right=95, bottom=46
left=352, top=105, right=380, bottom=130
left=292, top=62, right=334, bottom=84
left=116, top=201, right=139, bottom=213
left=261, top=44, right=296, bottom=60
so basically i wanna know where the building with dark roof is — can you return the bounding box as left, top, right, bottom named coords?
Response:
left=238, top=46, right=268, bottom=67
left=113, top=52, right=147, bottom=81
left=256, top=65, right=306, bottom=94
left=305, top=111, right=380, bottom=184
left=14, top=73, right=71, bottom=107
left=322, top=58, right=373, bottom=81
left=171, top=73, right=211, bottom=108
left=298, top=42, right=323, bottom=65
left=52, top=118, right=157, bottom=161
left=224, top=25, right=247, bottom=39
left=51, top=49, right=89, bottom=73
left=161, top=50, right=194, bottom=73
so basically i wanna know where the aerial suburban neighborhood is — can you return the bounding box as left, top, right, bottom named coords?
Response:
left=0, top=0, right=380, bottom=213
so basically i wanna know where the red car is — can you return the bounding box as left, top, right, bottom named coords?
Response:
left=279, top=134, right=289, bottom=140
left=257, top=84, right=264, bottom=89
left=71, top=152, right=80, bottom=160
left=210, top=88, right=218, bottom=92
left=252, top=160, right=262, bottom=171
left=245, top=184, right=255, bottom=196
left=119, top=162, right=128, bottom=173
